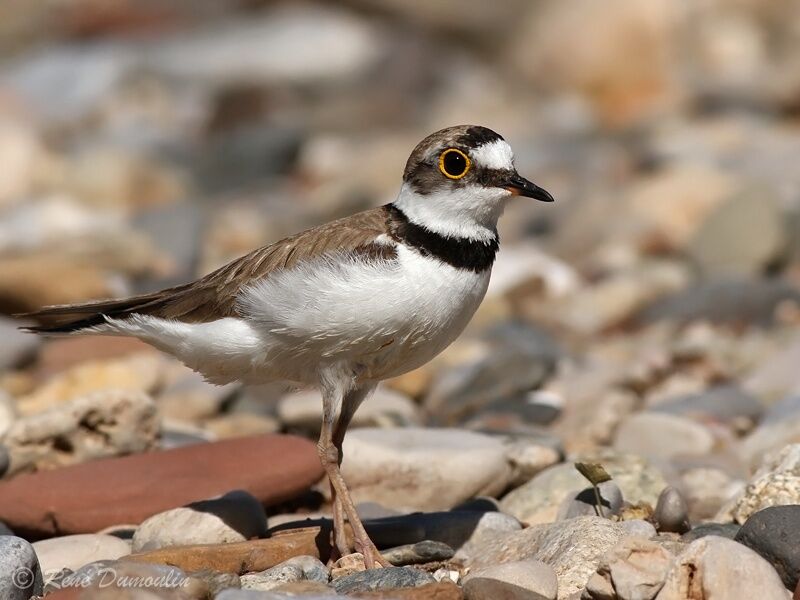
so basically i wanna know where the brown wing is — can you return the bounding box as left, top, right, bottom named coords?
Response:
left=23, top=206, right=395, bottom=333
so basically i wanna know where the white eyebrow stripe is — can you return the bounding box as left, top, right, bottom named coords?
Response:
left=471, top=139, right=514, bottom=170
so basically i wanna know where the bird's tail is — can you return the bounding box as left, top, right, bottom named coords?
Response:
left=18, top=292, right=174, bottom=335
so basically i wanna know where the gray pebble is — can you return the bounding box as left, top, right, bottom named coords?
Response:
left=559, top=481, right=624, bottom=520
left=654, top=486, right=690, bottom=533
left=681, top=522, right=741, bottom=543
left=0, top=536, right=43, bottom=600
left=332, top=566, right=436, bottom=594
left=382, top=540, right=455, bottom=566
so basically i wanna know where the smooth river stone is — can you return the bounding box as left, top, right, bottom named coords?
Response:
left=0, top=434, right=323, bottom=537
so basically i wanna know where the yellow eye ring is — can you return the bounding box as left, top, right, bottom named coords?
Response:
left=438, top=148, right=471, bottom=179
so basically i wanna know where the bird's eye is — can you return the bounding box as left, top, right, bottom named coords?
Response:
left=438, top=148, right=471, bottom=179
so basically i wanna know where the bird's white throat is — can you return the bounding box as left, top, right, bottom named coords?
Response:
left=392, top=182, right=508, bottom=243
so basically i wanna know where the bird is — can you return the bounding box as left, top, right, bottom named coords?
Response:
left=21, top=124, right=554, bottom=567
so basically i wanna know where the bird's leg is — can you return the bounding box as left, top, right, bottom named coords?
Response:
left=318, top=381, right=388, bottom=568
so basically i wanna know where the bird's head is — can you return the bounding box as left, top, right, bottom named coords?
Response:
left=394, top=125, right=553, bottom=241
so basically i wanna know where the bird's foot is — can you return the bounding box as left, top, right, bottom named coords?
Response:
left=354, top=536, right=391, bottom=569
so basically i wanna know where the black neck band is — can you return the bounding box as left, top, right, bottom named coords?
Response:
left=387, top=204, right=498, bottom=272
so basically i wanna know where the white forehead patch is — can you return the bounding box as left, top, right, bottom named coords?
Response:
left=471, top=139, right=514, bottom=170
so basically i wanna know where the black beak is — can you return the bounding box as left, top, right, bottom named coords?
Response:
left=504, top=173, right=555, bottom=202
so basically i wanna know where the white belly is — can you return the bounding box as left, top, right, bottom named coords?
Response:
left=238, top=245, right=490, bottom=382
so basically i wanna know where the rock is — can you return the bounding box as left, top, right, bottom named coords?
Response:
left=504, top=439, right=562, bottom=487
left=740, top=395, right=800, bottom=469
left=341, top=428, right=512, bottom=511
left=583, top=537, right=673, bottom=600
left=62, top=559, right=208, bottom=598
left=331, top=552, right=367, bottom=579
left=332, top=566, right=436, bottom=595
left=3, top=389, right=158, bottom=476
left=500, top=453, right=667, bottom=525
left=16, top=353, right=165, bottom=416
left=656, top=536, right=788, bottom=600
left=0, top=536, right=43, bottom=600
left=148, top=6, right=383, bottom=85
left=687, top=185, right=786, bottom=276
left=157, top=369, right=237, bottom=423
left=745, top=336, right=800, bottom=402
left=424, top=343, right=556, bottom=426
left=619, top=520, right=657, bottom=540
left=282, top=555, right=329, bottom=584
left=463, top=560, right=558, bottom=600
left=727, top=443, right=800, bottom=524
left=653, top=486, right=690, bottom=534
left=132, top=490, right=267, bottom=552
left=204, top=413, right=281, bottom=440
left=240, top=564, right=304, bottom=592
left=558, top=481, right=624, bottom=520
left=735, top=506, right=800, bottom=589
left=382, top=541, right=455, bottom=566
left=32, top=534, right=130, bottom=575
left=239, top=556, right=328, bottom=591
left=277, top=386, right=420, bottom=433
left=127, top=528, right=325, bottom=574
left=34, top=337, right=153, bottom=378
left=636, top=278, right=800, bottom=327
left=0, top=434, right=323, bottom=537
left=357, top=581, right=464, bottom=599
left=508, top=0, right=677, bottom=126
left=651, top=385, right=763, bottom=426
left=614, top=413, right=715, bottom=460
left=0, top=317, right=39, bottom=370
left=467, top=516, right=627, bottom=599
left=681, top=522, right=741, bottom=543
left=680, top=466, right=744, bottom=521
left=0, top=255, right=117, bottom=315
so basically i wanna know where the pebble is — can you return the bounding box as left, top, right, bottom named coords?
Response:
left=0, top=434, right=322, bottom=536
left=735, top=505, right=800, bottom=590
left=681, top=522, right=741, bottom=543
left=331, top=566, right=436, bottom=595
left=65, top=559, right=208, bottom=598
left=739, top=395, right=800, bottom=469
left=331, top=552, right=366, bottom=579
left=500, top=453, right=667, bottom=525
left=240, top=564, right=304, bottom=591
left=467, top=516, right=627, bottom=599
left=16, top=353, right=165, bottom=416
left=423, top=343, right=556, bottom=426
left=651, top=385, right=763, bottom=425
left=341, top=427, right=511, bottom=511
left=619, top=519, right=658, bottom=539
left=613, top=412, right=715, bottom=460
left=0, top=536, right=43, bottom=600
left=3, top=389, right=158, bottom=476
left=382, top=540, right=455, bottom=566
left=656, top=536, right=788, bottom=600
left=132, top=489, right=267, bottom=552
left=726, top=443, right=800, bottom=524
left=653, top=486, right=690, bottom=533
left=32, top=533, right=130, bottom=575
left=463, top=560, right=558, bottom=600
left=584, top=537, right=673, bottom=600
left=558, top=481, right=624, bottom=520
left=127, top=529, right=322, bottom=574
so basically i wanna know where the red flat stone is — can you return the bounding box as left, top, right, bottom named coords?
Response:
left=0, top=434, right=323, bottom=538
